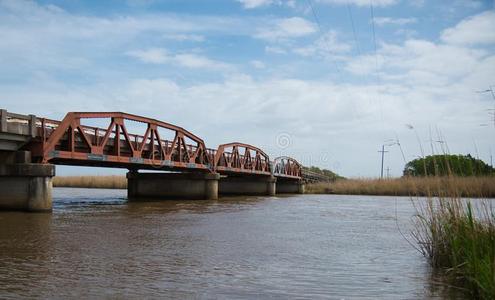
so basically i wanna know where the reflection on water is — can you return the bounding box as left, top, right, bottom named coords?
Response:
left=0, top=188, right=465, bottom=298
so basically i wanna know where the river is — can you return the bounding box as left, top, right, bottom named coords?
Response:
left=0, top=188, right=464, bottom=299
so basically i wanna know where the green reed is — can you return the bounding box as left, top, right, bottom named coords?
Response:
left=413, top=192, right=495, bottom=299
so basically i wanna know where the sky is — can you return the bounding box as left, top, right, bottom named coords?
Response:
left=0, top=0, right=494, bottom=177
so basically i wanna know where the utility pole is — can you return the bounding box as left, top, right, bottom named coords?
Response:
left=477, top=86, right=495, bottom=127
left=378, top=144, right=389, bottom=179
left=490, top=147, right=493, bottom=168
left=477, top=86, right=495, bottom=100
left=386, top=166, right=391, bottom=178
left=436, top=140, right=446, bottom=154
left=489, top=109, right=495, bottom=128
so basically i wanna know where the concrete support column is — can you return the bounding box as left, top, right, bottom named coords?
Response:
left=219, top=175, right=276, bottom=196
left=276, top=179, right=305, bottom=194
left=127, top=172, right=220, bottom=200
left=0, top=163, right=55, bottom=212
left=298, top=182, right=305, bottom=194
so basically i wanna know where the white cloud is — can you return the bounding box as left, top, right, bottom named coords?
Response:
left=0, top=0, right=248, bottom=69
left=346, top=39, right=486, bottom=86
left=408, top=0, right=425, bottom=7
left=265, top=46, right=287, bottom=54
left=237, top=0, right=298, bottom=9
left=293, top=30, right=351, bottom=57
left=374, top=17, right=417, bottom=26
left=127, top=78, right=180, bottom=100
left=255, top=17, right=316, bottom=41
left=286, top=0, right=296, bottom=8
left=441, top=11, right=495, bottom=45
left=127, top=48, right=231, bottom=70
left=345, top=54, right=381, bottom=76
left=345, top=11, right=495, bottom=85
left=317, top=0, right=398, bottom=7
left=237, top=0, right=274, bottom=8
left=452, top=0, right=483, bottom=9
left=162, top=34, right=205, bottom=42
left=127, top=48, right=169, bottom=64
left=174, top=54, right=230, bottom=70
left=0, top=0, right=237, bottom=38
left=250, top=60, right=266, bottom=69
left=0, top=1, right=494, bottom=176
left=0, top=0, right=250, bottom=75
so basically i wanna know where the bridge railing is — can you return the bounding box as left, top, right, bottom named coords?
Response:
left=40, top=121, right=205, bottom=162
left=272, top=156, right=302, bottom=179
left=214, top=142, right=271, bottom=175
left=2, top=109, right=306, bottom=180
left=301, top=169, right=334, bottom=183
left=32, top=112, right=213, bottom=171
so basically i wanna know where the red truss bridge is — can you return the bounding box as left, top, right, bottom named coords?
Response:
left=0, top=109, right=328, bottom=212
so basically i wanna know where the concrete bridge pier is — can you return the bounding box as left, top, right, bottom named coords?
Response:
left=276, top=179, right=305, bottom=194
left=127, top=171, right=220, bottom=200
left=0, top=151, right=55, bottom=212
left=219, top=175, right=276, bottom=196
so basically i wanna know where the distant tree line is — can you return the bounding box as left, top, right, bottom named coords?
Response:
left=303, top=166, right=344, bottom=180
left=403, top=154, right=494, bottom=177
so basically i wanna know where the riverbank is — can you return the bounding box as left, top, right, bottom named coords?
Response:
left=53, top=175, right=495, bottom=198
left=306, top=176, right=495, bottom=198
left=53, top=176, right=127, bottom=189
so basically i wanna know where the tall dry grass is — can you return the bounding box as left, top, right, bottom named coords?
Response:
left=306, top=176, right=495, bottom=198
left=53, top=176, right=126, bottom=189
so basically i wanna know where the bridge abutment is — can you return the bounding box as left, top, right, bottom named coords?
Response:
left=219, top=175, right=276, bottom=196
left=127, top=171, right=220, bottom=200
left=0, top=160, right=55, bottom=212
left=276, top=179, right=305, bottom=194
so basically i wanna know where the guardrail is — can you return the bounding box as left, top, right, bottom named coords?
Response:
left=301, top=169, right=334, bottom=183
left=0, top=109, right=37, bottom=137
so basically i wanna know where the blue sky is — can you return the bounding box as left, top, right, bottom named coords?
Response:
left=1, top=0, right=494, bottom=177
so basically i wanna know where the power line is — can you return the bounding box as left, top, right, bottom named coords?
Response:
left=305, top=0, right=360, bottom=119
left=369, top=1, right=378, bottom=66
left=489, top=109, right=495, bottom=128
left=476, top=86, right=495, bottom=128
left=346, top=0, right=373, bottom=89
left=369, top=0, right=381, bottom=88
left=378, top=144, right=389, bottom=178
left=393, top=133, right=407, bottom=163
left=369, top=0, right=385, bottom=121
left=489, top=146, right=493, bottom=167
left=346, top=1, right=362, bottom=57
left=306, top=0, right=345, bottom=81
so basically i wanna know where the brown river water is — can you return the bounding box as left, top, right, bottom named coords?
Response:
left=0, top=188, right=465, bottom=299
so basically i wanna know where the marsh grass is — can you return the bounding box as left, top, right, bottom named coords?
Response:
left=412, top=195, right=495, bottom=299
left=306, top=176, right=495, bottom=198
left=53, top=176, right=126, bottom=189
